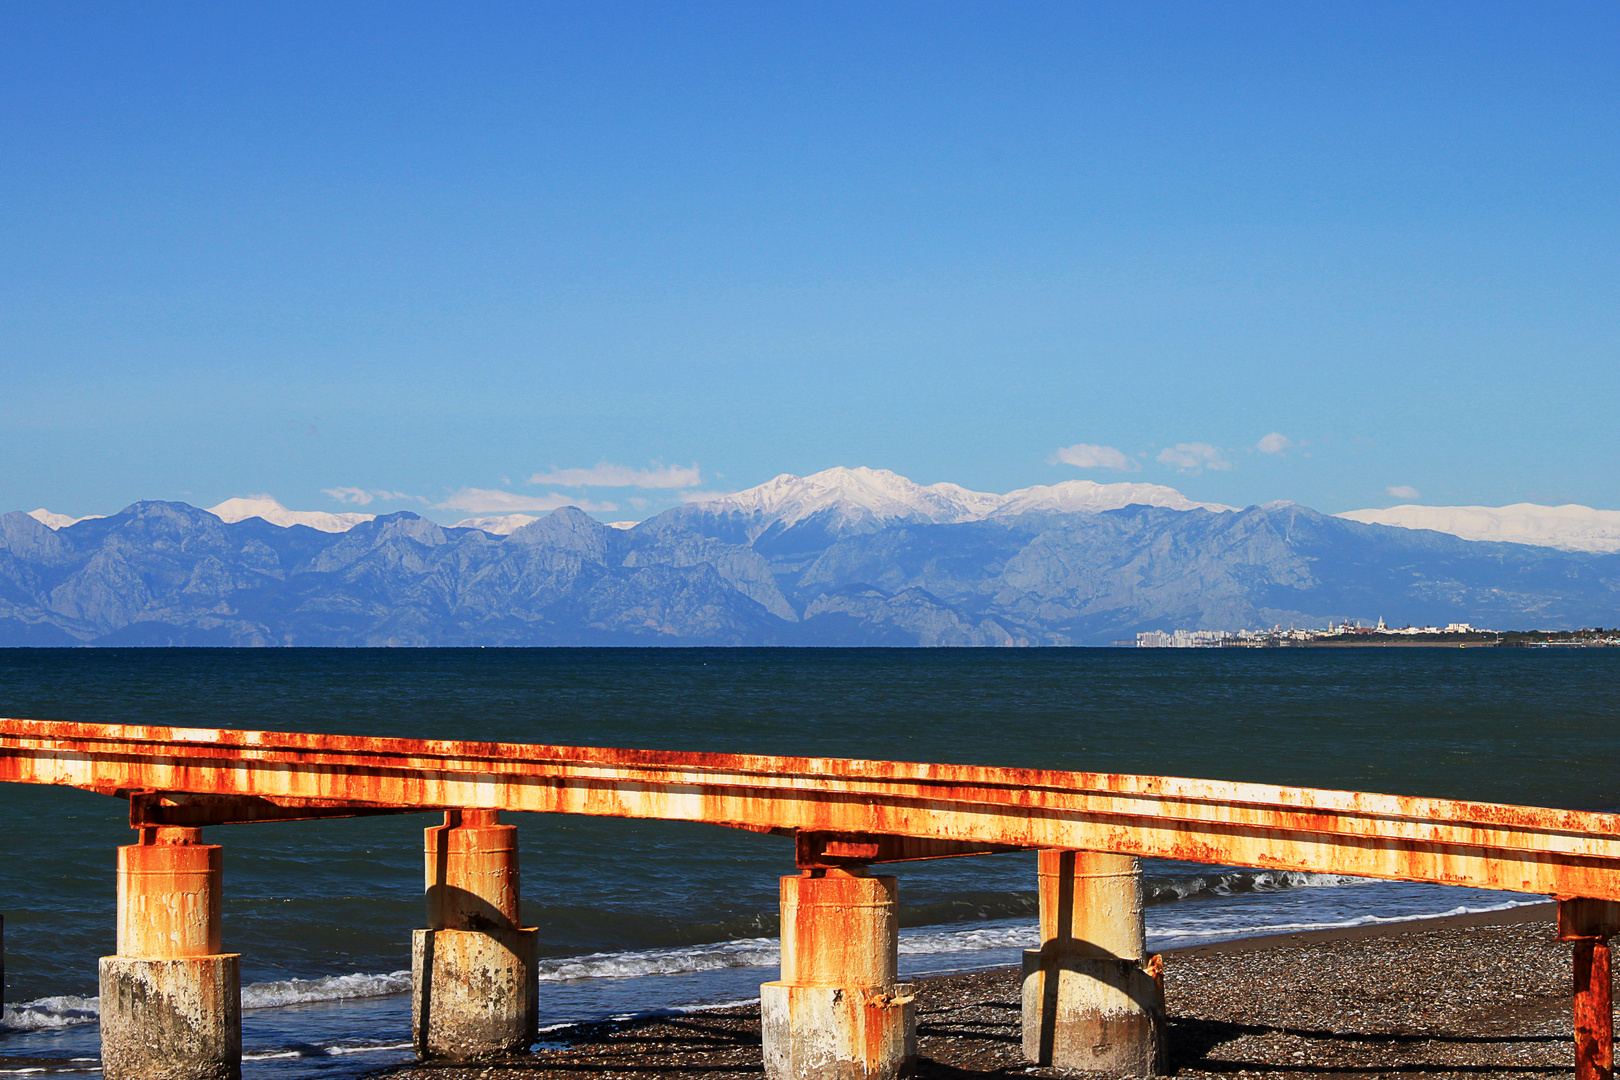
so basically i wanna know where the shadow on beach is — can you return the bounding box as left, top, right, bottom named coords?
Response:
left=371, top=908, right=1579, bottom=1079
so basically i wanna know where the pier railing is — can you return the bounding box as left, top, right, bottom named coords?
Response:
left=1, top=717, right=1616, bottom=1080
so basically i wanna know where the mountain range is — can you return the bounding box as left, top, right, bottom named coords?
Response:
left=5, top=468, right=1617, bottom=647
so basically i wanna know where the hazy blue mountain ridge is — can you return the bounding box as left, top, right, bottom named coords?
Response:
left=0, top=499, right=1614, bottom=647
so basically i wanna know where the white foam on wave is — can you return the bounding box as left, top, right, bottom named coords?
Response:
left=240, top=970, right=412, bottom=1009
left=0, top=881, right=1546, bottom=1042
left=242, top=1040, right=414, bottom=1061
left=0, top=971, right=416, bottom=1032
left=899, top=922, right=1037, bottom=954
left=1145, top=898, right=1544, bottom=943
left=539, top=937, right=781, bottom=981
left=1, top=996, right=100, bottom=1031
left=534, top=922, right=1046, bottom=985
left=1148, top=869, right=1365, bottom=903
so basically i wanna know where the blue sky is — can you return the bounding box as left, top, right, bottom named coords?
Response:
left=4, top=2, right=1617, bottom=523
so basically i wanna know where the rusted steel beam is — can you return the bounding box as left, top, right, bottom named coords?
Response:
left=796, top=830, right=1024, bottom=868
left=1562, top=899, right=1620, bottom=942
left=128, top=791, right=428, bottom=828
left=3, top=719, right=1620, bottom=898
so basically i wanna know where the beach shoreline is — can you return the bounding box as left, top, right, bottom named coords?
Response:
left=370, top=900, right=1576, bottom=1078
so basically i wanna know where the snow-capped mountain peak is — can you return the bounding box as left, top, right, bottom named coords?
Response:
left=994, top=480, right=1236, bottom=516
left=700, top=466, right=1000, bottom=533
left=1336, top=502, right=1620, bottom=554
left=452, top=514, right=540, bottom=535
left=688, top=466, right=1231, bottom=539
left=27, top=509, right=104, bottom=529
left=206, top=497, right=375, bottom=533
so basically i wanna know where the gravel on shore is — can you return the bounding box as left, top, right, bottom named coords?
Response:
left=372, top=908, right=1581, bottom=1079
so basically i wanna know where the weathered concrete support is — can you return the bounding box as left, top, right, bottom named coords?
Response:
left=1559, top=897, right=1620, bottom=1080
left=761, top=866, right=915, bottom=1080
left=99, top=826, right=241, bottom=1080
left=1023, top=849, right=1164, bottom=1075
left=412, top=809, right=539, bottom=1061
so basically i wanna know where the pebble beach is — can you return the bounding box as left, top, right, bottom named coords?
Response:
left=370, top=904, right=1579, bottom=1079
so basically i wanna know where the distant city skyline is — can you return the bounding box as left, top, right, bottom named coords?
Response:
left=5, top=3, right=1617, bottom=522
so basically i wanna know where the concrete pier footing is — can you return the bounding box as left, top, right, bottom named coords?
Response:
left=100, top=955, right=241, bottom=1080
left=412, top=810, right=539, bottom=1061
left=761, top=867, right=915, bottom=1080
left=99, top=828, right=242, bottom=1080
left=1022, top=849, right=1165, bottom=1075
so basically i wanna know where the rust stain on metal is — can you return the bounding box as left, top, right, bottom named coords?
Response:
left=795, top=831, right=1025, bottom=868
left=1574, top=939, right=1615, bottom=1080
left=116, top=831, right=222, bottom=959
left=2, top=718, right=1620, bottom=899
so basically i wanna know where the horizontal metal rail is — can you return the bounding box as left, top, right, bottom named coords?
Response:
left=2, top=718, right=1618, bottom=899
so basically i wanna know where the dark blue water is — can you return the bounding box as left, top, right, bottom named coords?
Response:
left=0, top=647, right=1614, bottom=1076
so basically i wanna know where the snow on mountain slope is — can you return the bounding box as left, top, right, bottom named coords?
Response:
left=703, top=466, right=1002, bottom=530
left=206, top=497, right=375, bottom=533
left=1336, top=503, right=1620, bottom=554
left=27, top=509, right=104, bottom=529
left=453, top=514, right=540, bottom=535
left=454, top=514, right=642, bottom=534
left=994, top=480, right=1236, bottom=515
left=689, top=466, right=1230, bottom=538
left=28, top=468, right=1231, bottom=540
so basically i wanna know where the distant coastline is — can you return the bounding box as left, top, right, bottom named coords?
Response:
left=1133, top=627, right=1619, bottom=649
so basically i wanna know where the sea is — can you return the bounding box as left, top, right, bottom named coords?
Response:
left=0, top=646, right=1616, bottom=1077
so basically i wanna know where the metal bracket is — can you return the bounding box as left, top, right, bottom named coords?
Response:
left=128, top=790, right=429, bottom=829
left=795, top=830, right=1026, bottom=868
left=1557, top=896, right=1620, bottom=941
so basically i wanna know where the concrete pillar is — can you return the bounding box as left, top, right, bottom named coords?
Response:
left=1022, top=849, right=1164, bottom=1075
left=99, top=827, right=241, bottom=1080
left=412, top=809, right=539, bottom=1061
left=761, top=866, right=915, bottom=1080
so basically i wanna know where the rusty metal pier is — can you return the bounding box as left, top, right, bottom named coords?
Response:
left=0, top=717, right=1616, bottom=1079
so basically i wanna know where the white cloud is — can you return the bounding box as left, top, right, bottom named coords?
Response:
left=1386, top=485, right=1421, bottom=500
left=1051, top=444, right=1140, bottom=471
left=323, top=487, right=425, bottom=505
left=526, top=463, right=702, bottom=489
left=678, top=490, right=731, bottom=504
left=435, top=488, right=618, bottom=514
left=1157, top=443, right=1232, bottom=473
left=1256, top=433, right=1296, bottom=455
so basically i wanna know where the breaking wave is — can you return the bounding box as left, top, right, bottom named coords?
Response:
left=1146, top=899, right=1543, bottom=942
left=540, top=938, right=780, bottom=981
left=240, top=971, right=414, bottom=1009
left=1, top=996, right=100, bottom=1031
left=1144, top=868, right=1366, bottom=904
left=0, top=867, right=1535, bottom=1036
left=0, top=972, right=415, bottom=1032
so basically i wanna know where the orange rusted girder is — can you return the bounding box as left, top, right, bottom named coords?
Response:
left=3, top=717, right=1620, bottom=899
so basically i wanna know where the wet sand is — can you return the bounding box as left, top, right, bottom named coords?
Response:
left=373, top=902, right=1581, bottom=1078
